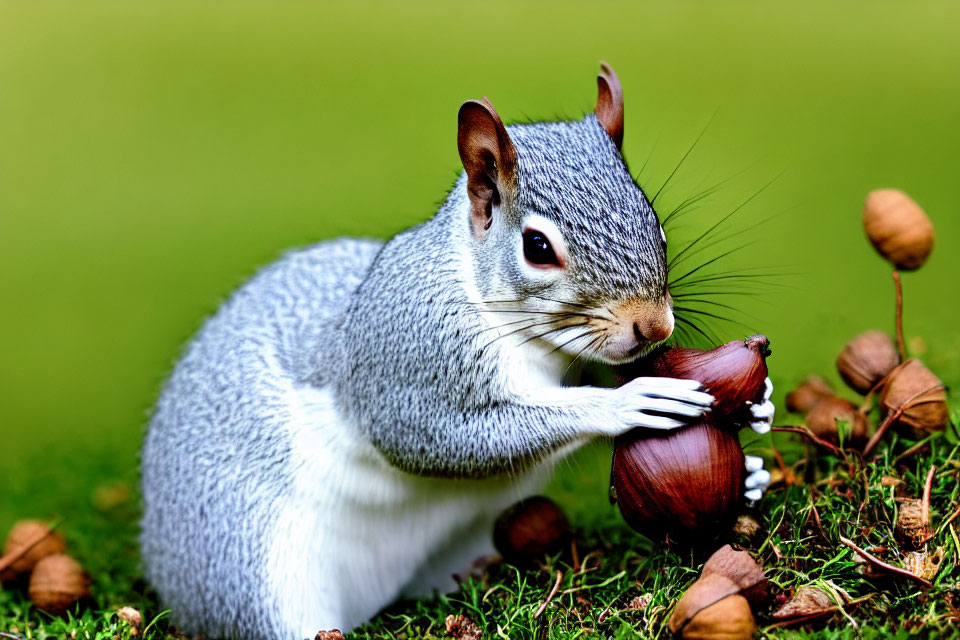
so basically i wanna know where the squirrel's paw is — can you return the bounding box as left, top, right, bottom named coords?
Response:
left=745, top=377, right=775, bottom=434
left=612, top=377, right=714, bottom=432
left=743, top=455, right=771, bottom=503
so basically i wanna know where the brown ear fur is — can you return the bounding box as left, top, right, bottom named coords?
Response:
left=457, top=97, right=517, bottom=240
left=595, top=62, right=624, bottom=148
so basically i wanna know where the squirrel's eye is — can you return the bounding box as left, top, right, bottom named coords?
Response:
left=522, top=230, right=560, bottom=267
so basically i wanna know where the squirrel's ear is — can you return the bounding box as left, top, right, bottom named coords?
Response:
left=458, top=97, right=518, bottom=241
left=595, top=62, right=624, bottom=149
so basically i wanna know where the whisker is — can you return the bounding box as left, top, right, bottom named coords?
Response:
left=651, top=112, right=717, bottom=206
left=675, top=315, right=718, bottom=344
left=669, top=241, right=760, bottom=287
left=673, top=306, right=755, bottom=332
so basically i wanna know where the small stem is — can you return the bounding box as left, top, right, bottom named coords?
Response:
left=921, top=465, right=936, bottom=527
left=893, top=270, right=905, bottom=360
left=862, top=409, right=901, bottom=458
left=839, top=536, right=931, bottom=587
left=772, top=425, right=848, bottom=461
left=534, top=570, right=563, bottom=618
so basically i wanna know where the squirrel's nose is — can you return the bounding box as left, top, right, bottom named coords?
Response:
left=634, top=318, right=673, bottom=343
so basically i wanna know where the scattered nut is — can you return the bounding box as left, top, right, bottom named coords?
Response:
left=772, top=585, right=836, bottom=623
left=862, top=189, right=934, bottom=270
left=896, top=498, right=932, bottom=548
left=881, top=359, right=949, bottom=435
left=117, top=606, right=142, bottom=628
left=804, top=396, right=870, bottom=446
left=493, top=496, right=570, bottom=565
left=785, top=375, right=834, bottom=414
left=28, top=553, right=90, bottom=614
left=836, top=331, right=900, bottom=395
left=0, top=520, right=67, bottom=581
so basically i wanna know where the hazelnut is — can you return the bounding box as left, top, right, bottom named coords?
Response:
left=836, top=331, right=900, bottom=395
left=804, top=396, right=870, bottom=446
left=863, top=189, right=934, bottom=271
left=785, top=375, right=834, bottom=414
left=881, top=359, right=948, bottom=434
left=679, top=595, right=755, bottom=639
left=0, top=520, right=67, bottom=581
left=493, top=496, right=570, bottom=565
left=28, top=553, right=90, bottom=614
left=771, top=585, right=836, bottom=623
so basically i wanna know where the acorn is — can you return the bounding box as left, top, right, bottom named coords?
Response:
left=669, top=545, right=766, bottom=639
left=0, top=520, right=67, bottom=581
left=633, top=335, right=770, bottom=421
left=28, top=553, right=90, bottom=614
left=785, top=375, right=834, bottom=414
left=493, top=496, right=570, bottom=565
left=880, top=359, right=948, bottom=434
left=836, top=331, right=900, bottom=395
left=804, top=396, right=870, bottom=446
left=862, top=189, right=934, bottom=271
left=612, top=422, right=744, bottom=539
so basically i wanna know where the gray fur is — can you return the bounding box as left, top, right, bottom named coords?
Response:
left=141, top=112, right=670, bottom=637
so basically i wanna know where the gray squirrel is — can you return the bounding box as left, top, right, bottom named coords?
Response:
left=140, top=64, right=774, bottom=639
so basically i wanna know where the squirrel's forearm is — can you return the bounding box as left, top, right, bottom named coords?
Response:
left=364, top=387, right=616, bottom=479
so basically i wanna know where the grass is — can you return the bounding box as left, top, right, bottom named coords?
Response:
left=3, top=419, right=960, bottom=639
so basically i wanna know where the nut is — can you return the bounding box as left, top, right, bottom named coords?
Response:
left=493, top=496, right=570, bottom=565
left=881, top=359, right=948, bottom=434
left=785, top=375, right=834, bottom=414
left=0, top=520, right=67, bottom=581
left=836, top=331, right=900, bottom=395
left=804, top=396, right=870, bottom=446
left=863, top=189, right=934, bottom=270
left=28, top=553, right=90, bottom=614
left=679, top=594, right=756, bottom=639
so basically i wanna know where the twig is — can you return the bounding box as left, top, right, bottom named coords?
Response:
left=534, top=570, right=563, bottom=619
left=570, top=537, right=580, bottom=572
left=917, top=503, right=960, bottom=545
left=893, top=270, right=905, bottom=360
left=0, top=519, right=62, bottom=575
left=921, top=465, right=936, bottom=527
left=810, top=499, right=827, bottom=540
left=839, top=536, right=932, bottom=587
left=772, top=425, right=848, bottom=460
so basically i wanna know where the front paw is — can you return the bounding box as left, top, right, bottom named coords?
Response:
left=745, top=377, right=775, bottom=434
left=611, top=377, right=714, bottom=433
left=743, top=455, right=771, bottom=502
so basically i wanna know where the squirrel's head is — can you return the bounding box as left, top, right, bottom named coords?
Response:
left=458, top=64, right=671, bottom=365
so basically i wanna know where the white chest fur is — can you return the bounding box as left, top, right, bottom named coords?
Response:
left=266, top=383, right=553, bottom=637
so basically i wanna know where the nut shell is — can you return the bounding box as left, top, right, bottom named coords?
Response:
left=836, top=331, right=900, bottom=395
left=678, top=594, right=756, bottom=640
left=493, top=496, right=570, bottom=565
left=612, top=423, right=744, bottom=539
left=785, top=376, right=834, bottom=414
left=0, top=520, right=67, bottom=581
left=629, top=335, right=770, bottom=422
left=28, top=553, right=89, bottom=614
left=805, top=396, right=870, bottom=446
left=863, top=189, right=934, bottom=270
left=881, top=359, right=948, bottom=434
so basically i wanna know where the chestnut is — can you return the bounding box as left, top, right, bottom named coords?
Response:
left=611, top=422, right=744, bottom=539
left=785, top=375, right=834, bottom=414
left=493, top=496, right=570, bottom=565
left=862, top=189, right=934, bottom=271
left=881, top=359, right=948, bottom=435
left=804, top=396, right=870, bottom=447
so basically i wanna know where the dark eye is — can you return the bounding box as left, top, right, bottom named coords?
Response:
left=522, top=230, right=560, bottom=267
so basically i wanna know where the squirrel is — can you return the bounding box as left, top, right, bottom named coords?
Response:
left=140, top=64, right=774, bottom=640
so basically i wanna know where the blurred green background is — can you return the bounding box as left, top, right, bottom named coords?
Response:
left=1, top=1, right=958, bottom=535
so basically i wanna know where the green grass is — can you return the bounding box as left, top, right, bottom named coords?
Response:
left=2, top=1, right=960, bottom=638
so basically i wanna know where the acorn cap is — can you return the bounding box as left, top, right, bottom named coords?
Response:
left=895, top=498, right=931, bottom=549
left=28, top=553, right=90, bottom=614
left=785, top=375, right=834, bottom=414
left=804, top=396, right=871, bottom=446
left=0, top=520, right=67, bottom=581
left=863, top=189, right=934, bottom=271
left=880, top=359, right=948, bottom=433
left=835, top=331, right=900, bottom=395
